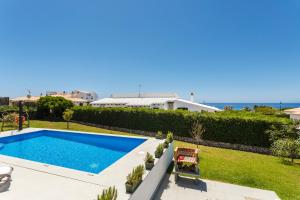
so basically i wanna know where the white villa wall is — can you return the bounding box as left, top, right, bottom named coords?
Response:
left=290, top=114, right=300, bottom=121
left=173, top=100, right=217, bottom=112
left=71, top=90, right=98, bottom=102
left=130, top=143, right=174, bottom=200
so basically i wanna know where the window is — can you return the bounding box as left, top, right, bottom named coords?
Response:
left=177, top=107, right=188, bottom=111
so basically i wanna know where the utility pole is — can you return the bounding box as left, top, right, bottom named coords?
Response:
left=18, top=101, right=23, bottom=131
left=138, top=84, right=141, bottom=98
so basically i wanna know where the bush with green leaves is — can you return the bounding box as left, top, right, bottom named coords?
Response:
left=271, top=138, right=300, bottom=163
left=254, top=105, right=277, bottom=115
left=1, top=112, right=18, bottom=131
left=37, top=96, right=73, bottom=120
left=72, top=107, right=291, bottom=147
left=155, top=131, right=163, bottom=139
left=266, top=123, right=300, bottom=142
left=155, top=144, right=164, bottom=158
left=98, top=186, right=117, bottom=200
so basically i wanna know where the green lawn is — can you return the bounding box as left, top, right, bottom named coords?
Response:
left=6, top=120, right=300, bottom=200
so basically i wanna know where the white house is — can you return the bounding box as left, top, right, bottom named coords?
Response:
left=70, top=90, right=98, bottom=103
left=46, top=90, right=98, bottom=103
left=91, top=93, right=221, bottom=112
left=284, top=108, right=300, bottom=121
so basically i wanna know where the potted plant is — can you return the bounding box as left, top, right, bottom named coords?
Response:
left=163, top=139, right=169, bottom=148
left=144, top=152, right=155, bottom=170
left=155, top=131, right=163, bottom=139
left=98, top=186, right=117, bottom=200
left=155, top=144, right=164, bottom=158
left=166, top=131, right=174, bottom=143
left=125, top=165, right=145, bottom=193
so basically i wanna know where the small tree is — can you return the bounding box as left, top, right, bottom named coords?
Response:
left=98, top=186, right=117, bottom=200
left=190, top=120, right=205, bottom=148
left=271, top=138, right=300, bottom=164
left=63, top=109, right=74, bottom=129
left=224, top=106, right=233, bottom=111
left=37, top=96, right=73, bottom=120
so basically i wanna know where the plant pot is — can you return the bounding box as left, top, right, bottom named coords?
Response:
left=155, top=152, right=162, bottom=158
left=145, top=162, right=154, bottom=170
left=125, top=181, right=141, bottom=193
left=125, top=183, right=135, bottom=194
left=163, top=142, right=169, bottom=148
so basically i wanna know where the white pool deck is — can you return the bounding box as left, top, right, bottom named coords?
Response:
left=0, top=128, right=162, bottom=200
left=155, top=174, right=280, bottom=200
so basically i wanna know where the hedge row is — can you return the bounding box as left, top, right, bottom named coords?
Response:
left=72, top=107, right=291, bottom=147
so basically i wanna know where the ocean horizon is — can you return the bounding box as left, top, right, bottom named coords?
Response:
left=205, top=103, right=300, bottom=110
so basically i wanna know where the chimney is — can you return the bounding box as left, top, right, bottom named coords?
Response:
left=190, top=92, right=194, bottom=102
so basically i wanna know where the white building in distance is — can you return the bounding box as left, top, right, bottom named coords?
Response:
left=284, top=108, right=300, bottom=121
left=70, top=90, right=98, bottom=102
left=46, top=90, right=98, bottom=103
left=91, top=93, right=221, bottom=112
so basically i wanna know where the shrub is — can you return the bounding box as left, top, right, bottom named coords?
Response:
left=37, top=96, right=73, bottom=120
left=271, top=138, right=300, bottom=164
left=155, top=131, right=163, bottom=139
left=1, top=112, right=18, bottom=131
left=72, top=107, right=291, bottom=147
left=98, top=186, right=117, bottom=200
left=254, top=105, right=277, bottom=115
left=266, top=123, right=300, bottom=143
left=155, top=144, right=164, bottom=158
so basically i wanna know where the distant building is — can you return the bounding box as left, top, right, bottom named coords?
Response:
left=10, top=89, right=97, bottom=106
left=70, top=90, right=98, bottom=103
left=91, top=93, right=221, bottom=112
left=10, top=96, right=41, bottom=106
left=0, top=97, right=9, bottom=106
left=284, top=108, right=300, bottom=121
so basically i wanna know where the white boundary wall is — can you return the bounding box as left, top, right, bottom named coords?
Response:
left=130, top=142, right=174, bottom=200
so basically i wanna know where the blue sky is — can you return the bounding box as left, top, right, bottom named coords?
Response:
left=0, top=0, right=299, bottom=102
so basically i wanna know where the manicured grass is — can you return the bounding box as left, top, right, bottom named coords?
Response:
left=8, top=120, right=300, bottom=200
left=175, top=141, right=300, bottom=200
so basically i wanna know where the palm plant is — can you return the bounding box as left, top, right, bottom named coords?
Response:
left=98, top=186, right=117, bottom=200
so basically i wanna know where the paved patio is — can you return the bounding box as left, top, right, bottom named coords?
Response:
left=155, top=174, right=280, bottom=200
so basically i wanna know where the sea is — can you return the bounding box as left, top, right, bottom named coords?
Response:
left=205, top=103, right=300, bottom=110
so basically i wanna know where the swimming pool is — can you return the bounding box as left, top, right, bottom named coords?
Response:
left=0, top=130, right=146, bottom=173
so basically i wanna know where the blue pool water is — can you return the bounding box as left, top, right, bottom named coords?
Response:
left=0, top=130, right=146, bottom=173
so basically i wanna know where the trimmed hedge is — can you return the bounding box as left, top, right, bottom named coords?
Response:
left=72, top=107, right=291, bottom=147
